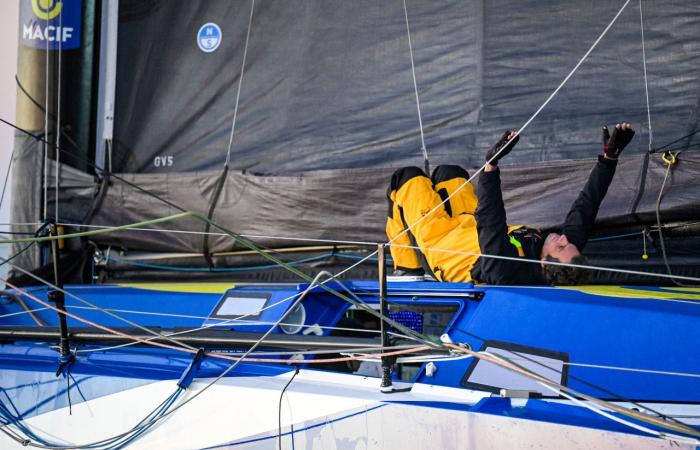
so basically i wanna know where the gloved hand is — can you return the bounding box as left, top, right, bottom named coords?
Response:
left=485, top=130, right=519, bottom=165
left=602, top=123, right=634, bottom=160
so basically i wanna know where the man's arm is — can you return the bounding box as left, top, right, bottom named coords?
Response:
left=560, top=157, right=617, bottom=251
left=561, top=123, right=634, bottom=251
left=472, top=132, right=539, bottom=285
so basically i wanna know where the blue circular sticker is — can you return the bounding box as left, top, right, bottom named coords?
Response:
left=197, top=23, right=222, bottom=53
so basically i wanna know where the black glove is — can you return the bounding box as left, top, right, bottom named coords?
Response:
left=602, top=123, right=634, bottom=159
left=486, top=131, right=519, bottom=165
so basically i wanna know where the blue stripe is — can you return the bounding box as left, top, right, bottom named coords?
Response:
left=382, top=400, right=472, bottom=412
left=201, top=404, right=386, bottom=449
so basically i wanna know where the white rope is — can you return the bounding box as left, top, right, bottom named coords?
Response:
left=389, top=241, right=700, bottom=287
left=539, top=381, right=699, bottom=445
left=0, top=307, right=49, bottom=320
left=639, top=0, right=653, bottom=152
left=499, top=354, right=700, bottom=380
left=55, top=6, right=62, bottom=222
left=387, top=0, right=632, bottom=249
left=42, top=11, right=49, bottom=223
left=224, top=0, right=256, bottom=167
left=402, top=0, right=429, bottom=172
left=54, top=221, right=380, bottom=247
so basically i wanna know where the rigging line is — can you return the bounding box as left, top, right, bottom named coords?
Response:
left=278, top=366, right=298, bottom=450
left=55, top=6, right=62, bottom=223
left=0, top=212, right=193, bottom=245
left=402, top=0, right=429, bottom=174
left=0, top=116, right=187, bottom=214
left=43, top=10, right=49, bottom=224
left=664, top=141, right=700, bottom=153
left=0, top=290, right=46, bottom=327
left=389, top=242, right=700, bottom=286
left=55, top=221, right=382, bottom=247
left=639, top=0, right=653, bottom=153
left=452, top=346, right=700, bottom=440
left=493, top=353, right=700, bottom=381
left=0, top=306, right=49, bottom=320
left=538, top=381, right=698, bottom=445
left=386, top=0, right=632, bottom=250
left=654, top=156, right=693, bottom=287
left=107, top=252, right=336, bottom=272
left=1, top=261, right=201, bottom=353
left=14, top=75, right=83, bottom=154
left=224, top=0, right=256, bottom=167
left=0, top=153, right=13, bottom=212
left=655, top=129, right=700, bottom=152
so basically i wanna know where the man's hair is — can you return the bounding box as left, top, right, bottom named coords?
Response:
left=542, top=254, right=590, bottom=285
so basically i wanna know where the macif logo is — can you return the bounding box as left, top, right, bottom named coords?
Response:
left=32, top=0, right=63, bottom=20
left=21, top=0, right=82, bottom=50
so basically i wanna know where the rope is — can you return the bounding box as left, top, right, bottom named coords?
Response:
left=224, top=0, right=256, bottom=167
left=0, top=212, right=194, bottom=245
left=55, top=221, right=381, bottom=247
left=639, top=0, right=653, bottom=153
left=42, top=10, right=49, bottom=224
left=0, top=153, right=13, bottom=212
left=402, top=0, right=429, bottom=174
left=390, top=242, right=700, bottom=286
left=55, top=7, right=62, bottom=223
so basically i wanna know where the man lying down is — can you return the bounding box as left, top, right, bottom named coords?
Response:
left=385, top=122, right=635, bottom=285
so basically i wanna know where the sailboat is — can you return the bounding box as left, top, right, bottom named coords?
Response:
left=0, top=0, right=699, bottom=448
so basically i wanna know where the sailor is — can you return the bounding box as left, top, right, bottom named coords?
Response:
left=386, top=123, right=635, bottom=285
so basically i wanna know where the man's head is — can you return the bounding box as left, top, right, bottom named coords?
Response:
left=541, top=233, right=589, bottom=285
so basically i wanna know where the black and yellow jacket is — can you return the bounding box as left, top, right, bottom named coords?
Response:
left=470, top=156, right=618, bottom=284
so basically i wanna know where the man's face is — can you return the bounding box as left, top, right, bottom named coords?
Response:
left=541, top=233, right=580, bottom=264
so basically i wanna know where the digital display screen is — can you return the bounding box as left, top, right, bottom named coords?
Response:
left=212, top=292, right=271, bottom=320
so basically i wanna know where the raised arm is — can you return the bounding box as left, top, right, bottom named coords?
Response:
left=561, top=123, right=634, bottom=251
left=472, top=131, right=535, bottom=284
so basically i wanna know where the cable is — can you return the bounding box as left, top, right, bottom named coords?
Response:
left=278, top=366, right=299, bottom=450
left=639, top=0, right=653, bottom=153
left=224, top=0, right=255, bottom=167
left=389, top=242, right=700, bottom=286
left=654, top=128, right=700, bottom=152
left=654, top=152, right=696, bottom=287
